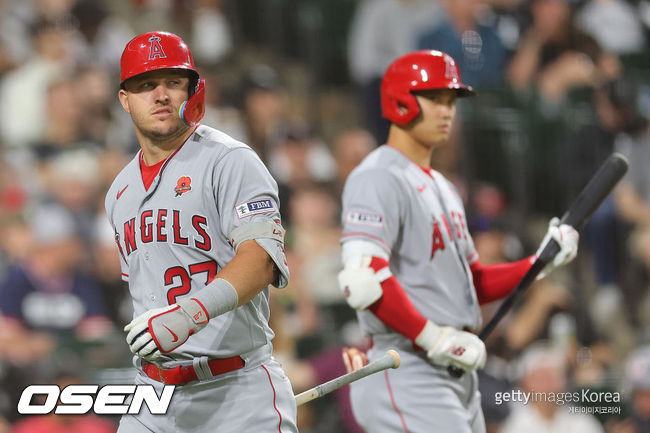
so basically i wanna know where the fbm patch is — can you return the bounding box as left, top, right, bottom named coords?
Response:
left=345, top=211, right=384, bottom=227
left=235, top=198, right=275, bottom=219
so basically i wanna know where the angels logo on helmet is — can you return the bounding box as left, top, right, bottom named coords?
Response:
left=147, top=35, right=167, bottom=60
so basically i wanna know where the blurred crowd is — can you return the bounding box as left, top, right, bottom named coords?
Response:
left=0, top=0, right=649, bottom=432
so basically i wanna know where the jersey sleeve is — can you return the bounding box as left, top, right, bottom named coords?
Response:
left=341, top=168, right=403, bottom=253
left=103, top=200, right=130, bottom=282
left=213, top=148, right=289, bottom=287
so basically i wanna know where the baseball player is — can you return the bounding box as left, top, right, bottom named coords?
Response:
left=338, top=50, right=579, bottom=433
left=105, top=31, right=298, bottom=433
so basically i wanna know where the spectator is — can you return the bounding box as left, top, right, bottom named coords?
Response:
left=576, top=0, right=645, bottom=55
left=70, top=0, right=134, bottom=70
left=190, top=0, right=232, bottom=66
left=269, top=121, right=337, bottom=186
left=0, top=36, right=15, bottom=76
left=506, top=0, right=621, bottom=104
left=279, top=183, right=344, bottom=339
left=333, top=128, right=376, bottom=194
left=348, top=0, right=443, bottom=143
left=0, top=0, right=32, bottom=68
left=287, top=184, right=342, bottom=307
left=241, top=64, right=290, bottom=161
left=0, top=15, right=76, bottom=150
left=40, top=149, right=103, bottom=253
left=501, top=343, right=605, bottom=433
left=107, top=0, right=187, bottom=36
left=199, top=68, right=247, bottom=142
left=32, top=79, right=87, bottom=160
left=268, top=121, right=337, bottom=224
left=505, top=0, right=622, bottom=214
left=417, top=0, right=508, bottom=89
left=73, top=65, right=118, bottom=146
left=610, top=346, right=650, bottom=433
left=0, top=203, right=112, bottom=341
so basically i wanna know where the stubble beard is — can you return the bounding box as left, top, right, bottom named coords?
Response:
left=143, top=122, right=187, bottom=141
left=134, top=113, right=189, bottom=144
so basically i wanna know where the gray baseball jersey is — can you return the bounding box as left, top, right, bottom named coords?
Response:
left=106, top=125, right=288, bottom=362
left=341, top=145, right=485, bottom=433
left=341, top=145, right=481, bottom=335
left=106, top=125, right=298, bottom=433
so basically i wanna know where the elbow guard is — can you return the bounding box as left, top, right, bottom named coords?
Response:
left=338, top=256, right=391, bottom=310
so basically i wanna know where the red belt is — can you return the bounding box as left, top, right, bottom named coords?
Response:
left=142, top=356, right=245, bottom=385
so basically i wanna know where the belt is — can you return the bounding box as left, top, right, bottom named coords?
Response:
left=141, top=355, right=245, bottom=385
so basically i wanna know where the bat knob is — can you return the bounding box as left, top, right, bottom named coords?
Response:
left=387, top=349, right=401, bottom=369
left=447, top=365, right=465, bottom=378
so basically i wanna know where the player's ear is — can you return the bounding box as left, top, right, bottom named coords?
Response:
left=118, top=89, right=131, bottom=114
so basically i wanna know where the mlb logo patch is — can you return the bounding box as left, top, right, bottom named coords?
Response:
left=235, top=198, right=275, bottom=219
left=345, top=211, right=384, bottom=227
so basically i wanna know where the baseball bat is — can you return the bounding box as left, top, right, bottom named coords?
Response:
left=294, top=350, right=401, bottom=406
left=448, top=152, right=629, bottom=378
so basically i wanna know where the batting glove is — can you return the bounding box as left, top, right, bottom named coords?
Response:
left=342, top=347, right=368, bottom=374
left=124, top=298, right=209, bottom=361
left=536, top=217, right=579, bottom=279
left=416, top=321, right=486, bottom=373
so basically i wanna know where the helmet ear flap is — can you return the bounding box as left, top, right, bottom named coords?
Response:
left=179, top=79, right=205, bottom=126
left=394, top=92, right=421, bottom=126
left=384, top=86, right=421, bottom=126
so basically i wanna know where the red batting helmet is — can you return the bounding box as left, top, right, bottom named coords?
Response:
left=120, top=31, right=205, bottom=126
left=381, top=50, right=475, bottom=126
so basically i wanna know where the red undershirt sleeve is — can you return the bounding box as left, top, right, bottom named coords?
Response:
left=471, top=256, right=535, bottom=305
left=367, top=257, right=427, bottom=341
